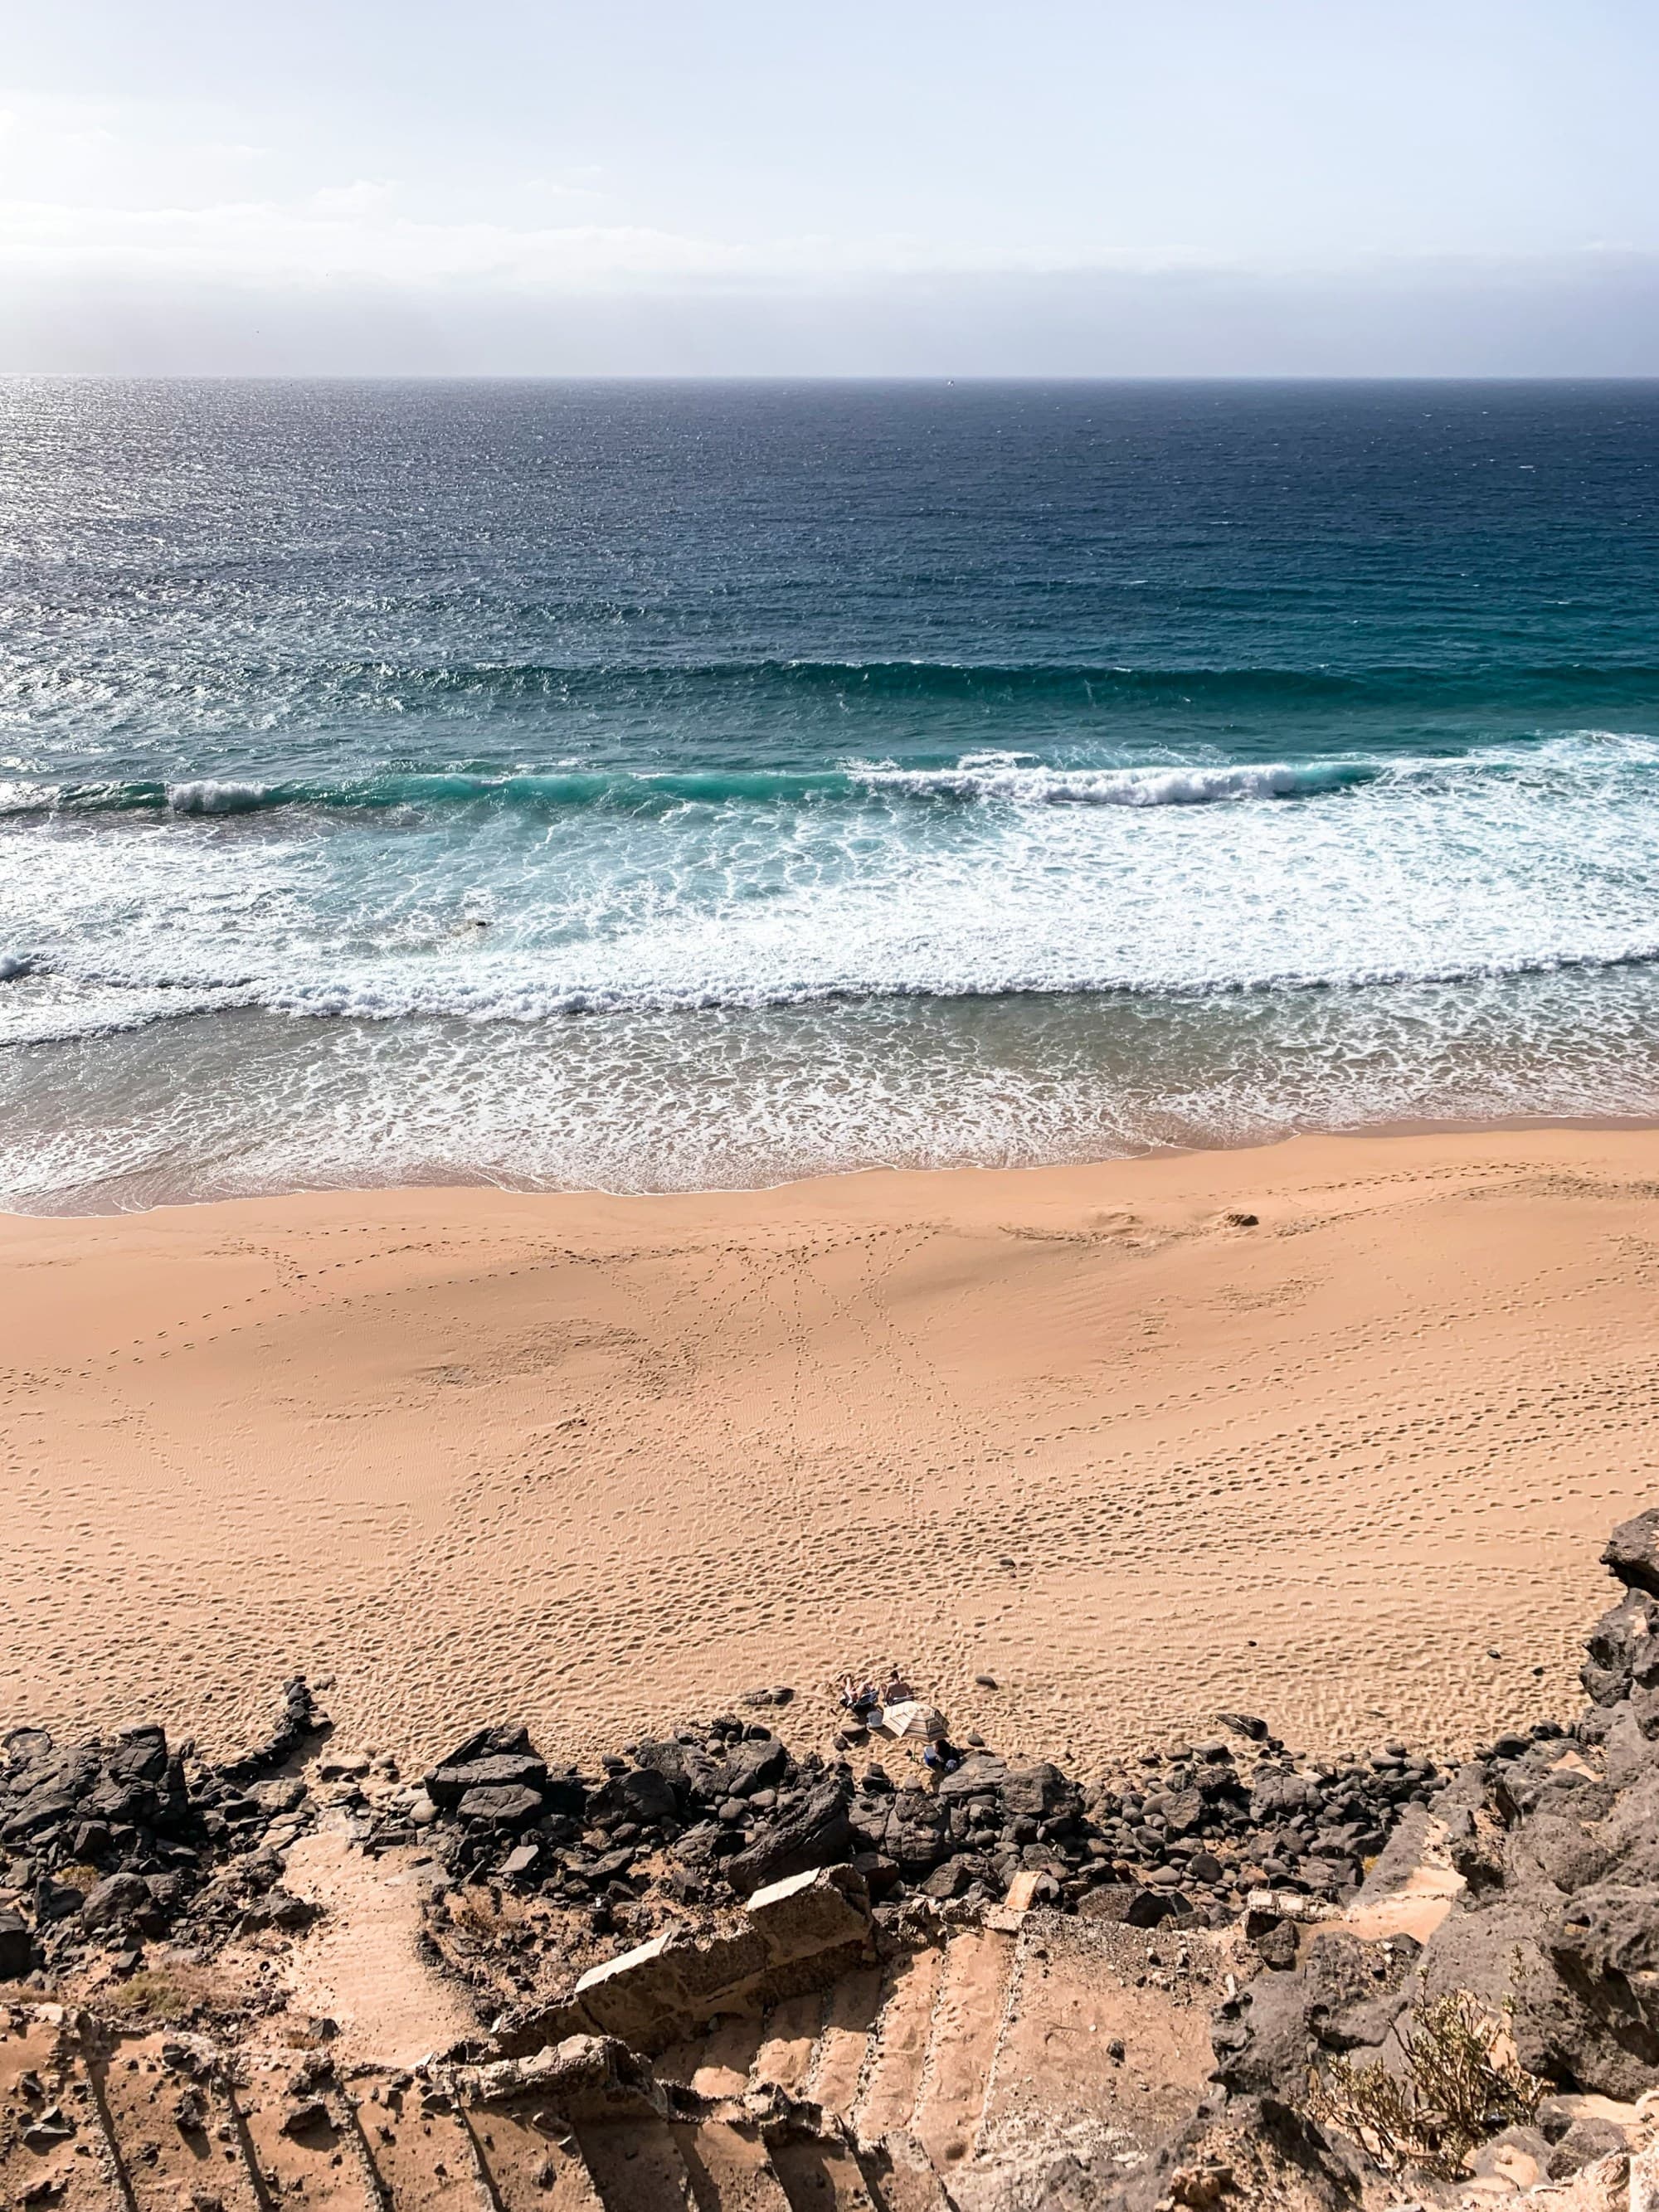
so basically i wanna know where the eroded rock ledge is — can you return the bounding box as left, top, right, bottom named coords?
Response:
left=10, top=1516, right=1659, bottom=2210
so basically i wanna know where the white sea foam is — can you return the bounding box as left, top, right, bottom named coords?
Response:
left=6, top=729, right=1659, bottom=1208
left=853, top=759, right=1351, bottom=805
left=0, top=730, right=1657, bottom=1048
left=164, top=779, right=275, bottom=814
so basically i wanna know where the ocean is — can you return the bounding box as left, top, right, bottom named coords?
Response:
left=4, top=377, right=1659, bottom=1211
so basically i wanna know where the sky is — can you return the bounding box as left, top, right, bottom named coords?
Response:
left=3, top=0, right=1657, bottom=375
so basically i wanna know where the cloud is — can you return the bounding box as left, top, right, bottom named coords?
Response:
left=0, top=192, right=747, bottom=286
left=6, top=255, right=1659, bottom=378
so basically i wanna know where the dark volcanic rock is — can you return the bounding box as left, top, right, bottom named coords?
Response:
left=80, top=1873, right=157, bottom=1932
left=0, top=1908, right=36, bottom=1980
left=433, top=1723, right=533, bottom=1767
left=1583, top=1589, right=1659, bottom=1709
left=425, top=1753, right=549, bottom=1811
left=455, top=1783, right=546, bottom=1828
left=1217, top=1711, right=1270, bottom=1742
left=1604, top=1510, right=1659, bottom=1600
left=590, top=1766, right=678, bottom=1827
left=239, top=1889, right=321, bottom=1934
left=219, top=1677, right=326, bottom=1785
left=711, top=1734, right=789, bottom=1801
left=0, top=1795, right=76, bottom=1846
left=1546, top=1883, right=1659, bottom=2064
left=1001, top=1763, right=1081, bottom=1821
left=850, top=1787, right=950, bottom=1875
left=938, top=1756, right=1008, bottom=1801
left=725, top=1782, right=852, bottom=1897
left=632, top=1738, right=721, bottom=1804
left=1248, top=1769, right=1320, bottom=1824
left=280, top=2096, right=333, bottom=2138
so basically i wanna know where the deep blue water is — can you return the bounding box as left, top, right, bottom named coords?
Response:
left=4, top=378, right=1659, bottom=1208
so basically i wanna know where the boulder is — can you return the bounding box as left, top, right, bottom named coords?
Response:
left=424, top=1753, right=548, bottom=1810
left=1249, top=1771, right=1320, bottom=1823
left=80, top=1872, right=155, bottom=1932
left=0, top=1908, right=36, bottom=1981
left=590, top=1767, right=677, bottom=1826
left=938, top=1755, right=1009, bottom=1801
left=1605, top=1512, right=1659, bottom=1598
left=878, top=1790, right=951, bottom=1874
left=108, top=1728, right=168, bottom=1784
left=1550, top=2121, right=1630, bottom=2179
left=632, top=1738, right=722, bottom=1805
left=1163, top=1788, right=1207, bottom=1835
left=247, top=1778, right=308, bottom=1816
left=455, top=1782, right=545, bottom=1828
left=711, top=1734, right=789, bottom=1801
left=1549, top=1881, right=1659, bottom=2060
left=280, top=2098, right=333, bottom=2138
left=1001, top=1763, right=1080, bottom=1821
left=239, top=1889, right=320, bottom=1934
left=433, top=1723, right=533, bottom=1767
left=1583, top=1592, right=1659, bottom=1708
left=0, top=1794, right=75, bottom=1846
left=724, top=1782, right=851, bottom=1898
left=1297, top=1930, right=1420, bottom=2053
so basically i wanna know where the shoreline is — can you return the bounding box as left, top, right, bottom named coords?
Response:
left=5, top=1122, right=1657, bottom=1782
left=7, top=1102, right=1659, bottom=1224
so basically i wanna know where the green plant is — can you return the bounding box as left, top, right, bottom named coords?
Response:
left=1306, top=1989, right=1545, bottom=2178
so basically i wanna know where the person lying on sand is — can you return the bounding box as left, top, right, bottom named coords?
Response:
left=837, top=1674, right=880, bottom=1720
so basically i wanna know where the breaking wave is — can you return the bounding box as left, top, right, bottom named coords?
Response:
left=1, top=733, right=1650, bottom=821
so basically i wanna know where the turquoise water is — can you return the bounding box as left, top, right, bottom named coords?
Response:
left=4, top=378, right=1659, bottom=1208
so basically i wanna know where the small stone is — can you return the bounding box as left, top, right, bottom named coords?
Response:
left=1215, top=1712, right=1269, bottom=1742
left=1252, top=1920, right=1299, bottom=1970
left=316, top=1752, right=372, bottom=1782
left=238, top=1889, right=320, bottom=1934
left=248, top=1778, right=309, bottom=1816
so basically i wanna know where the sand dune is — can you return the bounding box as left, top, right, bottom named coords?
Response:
left=3, top=1127, right=1657, bottom=1776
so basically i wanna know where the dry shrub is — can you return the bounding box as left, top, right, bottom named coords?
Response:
left=1306, top=1988, right=1545, bottom=2178
left=444, top=1884, right=524, bottom=1941
left=96, top=1965, right=215, bottom=2025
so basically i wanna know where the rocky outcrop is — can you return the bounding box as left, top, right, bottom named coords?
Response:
left=20, top=1521, right=1659, bottom=2206
left=0, top=1680, right=329, bottom=1982
left=1191, top=1505, right=1659, bottom=2205
left=372, top=1711, right=1444, bottom=1959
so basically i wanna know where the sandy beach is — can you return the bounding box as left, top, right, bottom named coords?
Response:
left=2, top=1125, right=1655, bottom=1778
